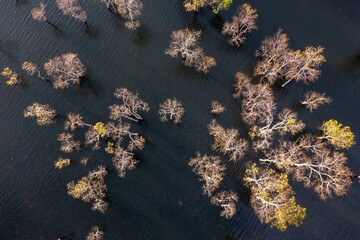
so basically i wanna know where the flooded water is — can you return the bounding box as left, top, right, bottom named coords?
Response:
left=0, top=0, right=360, bottom=239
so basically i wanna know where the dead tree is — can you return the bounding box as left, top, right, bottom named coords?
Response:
left=56, top=0, right=87, bottom=25
left=23, top=102, right=57, bottom=125
left=86, top=226, right=104, bottom=240
left=165, top=28, right=217, bottom=73
left=111, top=88, right=150, bottom=122
left=159, top=98, right=185, bottom=124
left=233, top=72, right=276, bottom=126
left=22, top=62, right=48, bottom=81
left=222, top=4, right=258, bottom=46
left=44, top=53, right=86, bottom=89
left=211, top=191, right=238, bottom=219
left=250, top=108, right=305, bottom=151
left=301, top=91, right=332, bottom=112
left=58, top=132, right=81, bottom=153
left=188, top=152, right=225, bottom=196
left=114, top=0, right=144, bottom=30
left=112, top=146, right=139, bottom=177
left=211, top=100, right=226, bottom=115
left=260, top=135, right=354, bottom=200
left=67, top=166, right=108, bottom=213
left=208, top=119, right=248, bottom=161
left=31, top=3, right=58, bottom=28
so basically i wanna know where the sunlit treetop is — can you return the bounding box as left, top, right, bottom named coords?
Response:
left=319, top=119, right=355, bottom=149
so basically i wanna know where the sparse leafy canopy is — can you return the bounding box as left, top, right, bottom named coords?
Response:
left=319, top=119, right=355, bottom=149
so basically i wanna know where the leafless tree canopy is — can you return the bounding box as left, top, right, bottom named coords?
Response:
left=165, top=28, right=217, bottom=73
left=67, top=166, right=108, bottom=213
left=64, top=112, right=89, bottom=131
left=31, top=3, right=46, bottom=21
left=208, top=119, right=248, bottom=161
left=112, top=146, right=139, bottom=177
left=260, top=135, right=354, bottom=200
left=301, top=91, right=332, bottom=112
left=114, top=0, right=144, bottom=30
left=58, top=132, right=81, bottom=153
left=211, top=191, right=238, bottom=219
left=222, top=4, right=258, bottom=46
left=254, top=29, right=325, bottom=87
left=159, top=98, right=185, bottom=124
left=23, top=102, right=57, bottom=125
left=56, top=0, right=87, bottom=22
left=211, top=100, right=226, bottom=115
left=250, top=108, right=305, bottom=151
left=111, top=88, right=150, bottom=122
left=86, top=226, right=104, bottom=240
left=44, top=53, right=86, bottom=89
left=188, top=152, right=226, bottom=196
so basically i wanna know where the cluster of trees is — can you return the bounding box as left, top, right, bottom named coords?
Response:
left=165, top=29, right=217, bottom=73
left=31, top=0, right=144, bottom=30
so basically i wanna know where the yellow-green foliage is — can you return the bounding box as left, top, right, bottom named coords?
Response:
left=54, top=158, right=71, bottom=169
left=211, top=0, right=233, bottom=14
left=1, top=67, right=20, bottom=85
left=320, top=119, right=355, bottom=149
left=184, top=0, right=208, bottom=11
left=94, top=122, right=106, bottom=137
left=67, top=178, right=87, bottom=199
left=105, top=142, right=115, bottom=154
left=244, top=164, right=306, bottom=231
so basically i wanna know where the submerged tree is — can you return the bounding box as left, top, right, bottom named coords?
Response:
left=222, top=4, right=258, bottom=46
left=1, top=67, right=21, bottom=85
left=56, top=0, right=87, bottom=24
left=210, top=0, right=233, bottom=14
left=31, top=3, right=58, bottom=28
left=54, top=157, right=71, bottom=169
left=260, top=135, right=354, bottom=200
left=183, top=0, right=233, bottom=13
left=301, top=91, right=332, bottom=112
left=211, top=100, right=226, bottom=115
left=22, top=61, right=48, bottom=81
left=58, top=132, right=81, bottom=153
left=159, top=98, right=185, bottom=124
left=210, top=191, right=238, bottom=219
left=111, top=146, right=139, bottom=177
left=319, top=119, right=355, bottom=149
left=244, top=164, right=306, bottom=231
left=165, top=29, right=217, bottom=73
left=23, top=103, right=57, bottom=125
left=188, top=152, right=225, bottom=196
left=183, top=0, right=208, bottom=12
left=115, top=0, right=144, bottom=30
left=67, top=166, right=108, bottom=213
left=254, top=29, right=325, bottom=87
left=208, top=119, right=248, bottom=161
left=44, top=53, right=86, bottom=89
left=249, top=108, right=305, bottom=151
left=86, top=226, right=104, bottom=240
left=110, top=88, right=150, bottom=122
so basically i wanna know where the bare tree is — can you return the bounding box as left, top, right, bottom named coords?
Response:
left=114, top=0, right=144, bottom=30
left=211, top=100, right=226, bottom=115
left=260, top=135, right=354, bottom=200
left=111, top=88, right=149, bottom=122
left=67, top=166, right=108, bottom=213
left=165, top=29, right=217, bottom=73
left=254, top=29, right=291, bottom=85
left=222, top=4, right=258, bottom=46
left=301, top=91, right=332, bottom=112
left=31, top=3, right=58, bottom=28
left=56, top=0, right=87, bottom=24
left=188, top=152, right=225, bottom=196
left=244, top=164, right=306, bottom=231
left=211, top=191, right=238, bottom=219
left=64, top=112, right=91, bottom=131
left=44, top=53, right=86, bottom=89
left=159, top=98, right=185, bottom=124
left=58, top=132, right=81, bottom=153
left=112, top=146, right=139, bottom=177
left=208, top=119, right=248, bottom=161
left=250, top=108, right=305, bottom=151
left=22, top=62, right=48, bottom=81
left=232, top=71, right=252, bottom=99
left=86, top=226, right=104, bottom=240
left=23, top=103, right=57, bottom=125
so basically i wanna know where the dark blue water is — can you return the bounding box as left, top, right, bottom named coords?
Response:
left=0, top=0, right=360, bottom=239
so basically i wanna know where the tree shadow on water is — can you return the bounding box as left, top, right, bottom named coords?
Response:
left=209, top=14, right=224, bottom=32
left=133, top=26, right=151, bottom=46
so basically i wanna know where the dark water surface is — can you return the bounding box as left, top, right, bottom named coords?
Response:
left=1, top=0, right=360, bottom=239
